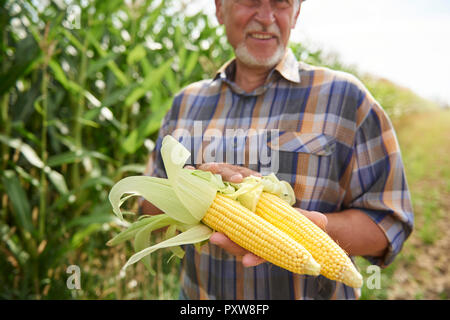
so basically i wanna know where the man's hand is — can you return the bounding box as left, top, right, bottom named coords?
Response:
left=197, top=162, right=261, bottom=183
left=209, top=232, right=266, bottom=267
left=296, top=208, right=328, bottom=232
left=196, top=162, right=328, bottom=267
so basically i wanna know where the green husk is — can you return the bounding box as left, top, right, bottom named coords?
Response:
left=108, top=175, right=198, bottom=225
left=161, top=135, right=217, bottom=221
left=164, top=224, right=186, bottom=261
left=122, top=224, right=213, bottom=270
left=106, top=214, right=176, bottom=247
left=221, top=173, right=296, bottom=211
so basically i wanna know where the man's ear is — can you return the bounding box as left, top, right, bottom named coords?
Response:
left=215, top=0, right=224, bottom=24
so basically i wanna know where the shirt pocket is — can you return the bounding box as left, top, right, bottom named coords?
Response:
left=266, top=132, right=339, bottom=210
left=268, top=131, right=336, bottom=156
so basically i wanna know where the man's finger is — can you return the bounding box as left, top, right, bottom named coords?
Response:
left=209, top=232, right=265, bottom=267
left=296, top=208, right=328, bottom=231
left=242, top=253, right=266, bottom=267
left=198, top=162, right=260, bottom=183
left=221, top=167, right=243, bottom=183
left=198, top=162, right=220, bottom=173
left=209, top=232, right=248, bottom=256
left=198, top=163, right=243, bottom=183
left=235, top=166, right=262, bottom=178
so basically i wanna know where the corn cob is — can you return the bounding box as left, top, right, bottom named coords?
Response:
left=201, top=194, right=321, bottom=276
left=255, top=192, right=363, bottom=288
left=109, top=135, right=361, bottom=285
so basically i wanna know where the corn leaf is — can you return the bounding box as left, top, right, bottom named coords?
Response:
left=47, top=150, right=114, bottom=167
left=132, top=218, right=185, bottom=274
left=47, top=169, right=69, bottom=195
left=164, top=224, right=185, bottom=261
left=117, top=164, right=146, bottom=174
left=68, top=213, right=116, bottom=229
left=260, top=173, right=296, bottom=205
left=1, top=171, right=34, bottom=233
left=122, top=224, right=213, bottom=270
left=222, top=174, right=297, bottom=211
left=87, top=53, right=119, bottom=77
left=161, top=135, right=217, bottom=221
left=237, top=184, right=265, bottom=212
left=0, top=35, right=41, bottom=96
left=184, top=50, right=200, bottom=78
left=0, top=134, right=44, bottom=169
left=87, top=33, right=129, bottom=86
left=49, top=60, right=101, bottom=107
left=107, top=217, right=154, bottom=246
left=70, top=224, right=103, bottom=250
left=124, top=58, right=174, bottom=107
left=174, top=169, right=218, bottom=221
left=127, top=45, right=146, bottom=65
left=134, top=223, right=156, bottom=274
left=108, top=175, right=198, bottom=225
left=122, top=104, right=170, bottom=154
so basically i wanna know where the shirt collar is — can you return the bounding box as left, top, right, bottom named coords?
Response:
left=274, top=48, right=301, bottom=83
left=213, top=47, right=301, bottom=86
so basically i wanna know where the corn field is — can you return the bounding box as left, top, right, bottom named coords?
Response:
left=0, top=0, right=238, bottom=299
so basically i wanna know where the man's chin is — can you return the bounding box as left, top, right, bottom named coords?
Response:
left=235, top=45, right=285, bottom=69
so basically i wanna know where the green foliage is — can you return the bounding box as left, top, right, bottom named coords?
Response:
left=0, top=0, right=232, bottom=299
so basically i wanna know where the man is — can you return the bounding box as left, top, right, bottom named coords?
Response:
left=142, top=0, right=414, bottom=299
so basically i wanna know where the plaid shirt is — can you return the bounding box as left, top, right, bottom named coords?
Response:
left=144, top=49, right=414, bottom=300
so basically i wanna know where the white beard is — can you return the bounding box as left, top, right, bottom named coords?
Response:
left=235, top=42, right=285, bottom=69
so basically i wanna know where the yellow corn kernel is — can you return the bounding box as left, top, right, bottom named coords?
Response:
left=255, top=192, right=363, bottom=288
left=201, top=194, right=321, bottom=276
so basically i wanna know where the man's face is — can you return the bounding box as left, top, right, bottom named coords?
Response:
left=216, top=0, right=300, bottom=69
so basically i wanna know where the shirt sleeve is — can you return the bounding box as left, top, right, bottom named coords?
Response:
left=345, top=101, right=414, bottom=267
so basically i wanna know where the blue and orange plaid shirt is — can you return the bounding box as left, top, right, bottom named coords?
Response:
left=144, top=49, right=414, bottom=300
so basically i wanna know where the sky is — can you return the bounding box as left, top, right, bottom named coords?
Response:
left=194, top=0, right=450, bottom=105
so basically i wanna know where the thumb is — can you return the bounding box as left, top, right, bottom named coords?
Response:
left=296, top=208, right=328, bottom=231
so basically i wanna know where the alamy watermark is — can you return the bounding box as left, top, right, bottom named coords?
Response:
left=365, top=265, right=381, bottom=290
left=168, top=122, right=281, bottom=174
left=62, top=4, right=81, bottom=30
left=66, top=265, right=81, bottom=290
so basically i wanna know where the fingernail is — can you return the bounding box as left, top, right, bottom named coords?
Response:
left=229, top=174, right=243, bottom=183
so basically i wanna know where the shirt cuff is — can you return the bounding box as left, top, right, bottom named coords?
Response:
left=356, top=208, right=410, bottom=268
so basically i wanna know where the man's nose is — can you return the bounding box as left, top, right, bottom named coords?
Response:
left=254, top=2, right=276, bottom=26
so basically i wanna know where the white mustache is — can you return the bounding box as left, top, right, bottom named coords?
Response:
left=244, top=21, right=281, bottom=38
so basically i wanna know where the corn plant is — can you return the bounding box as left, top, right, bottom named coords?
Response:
left=0, top=0, right=233, bottom=299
